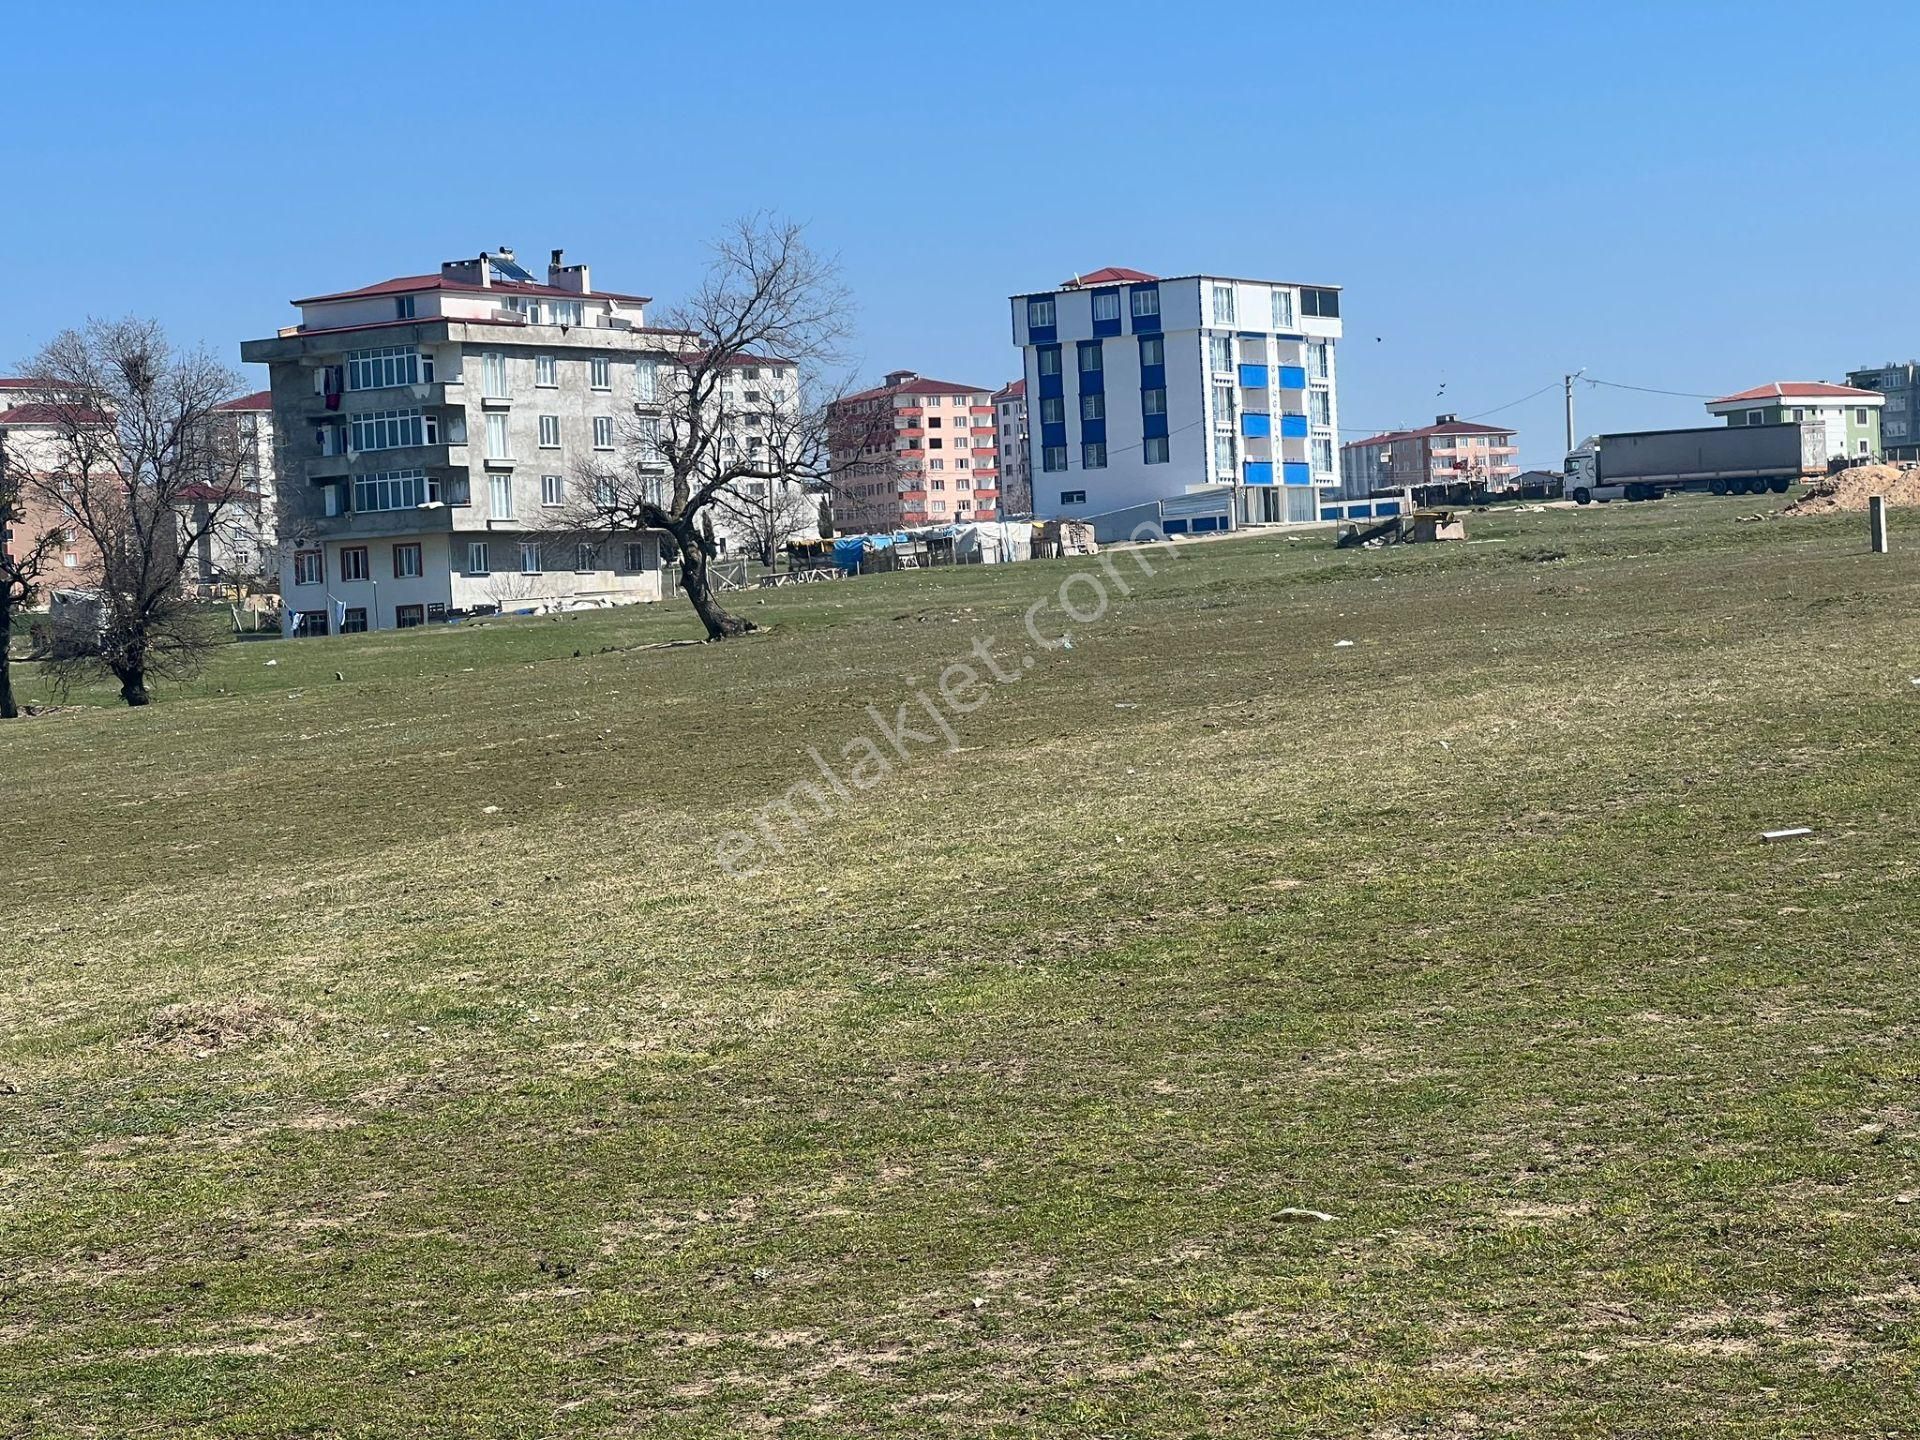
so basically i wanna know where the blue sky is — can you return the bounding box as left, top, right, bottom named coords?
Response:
left=3, top=0, right=1915, bottom=467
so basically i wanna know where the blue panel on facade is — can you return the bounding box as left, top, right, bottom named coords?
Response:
left=1191, top=516, right=1220, bottom=532
left=1282, top=461, right=1312, bottom=486
left=1128, top=284, right=1161, bottom=333
left=1040, top=422, right=1066, bottom=448
left=1091, top=288, right=1122, bottom=338
left=1277, top=365, right=1307, bottom=390
left=1024, top=295, right=1057, bottom=346
left=1161, top=517, right=1188, bottom=535
left=1279, top=412, right=1309, bottom=438
left=1238, top=363, right=1269, bottom=389
left=1139, top=362, right=1165, bottom=390
left=1241, top=412, right=1271, bottom=439
left=1320, top=508, right=1341, bottom=522
left=1375, top=500, right=1401, bottom=516
left=1082, top=419, right=1106, bottom=445
left=1351, top=503, right=1374, bottom=518
left=1243, top=461, right=1275, bottom=486
left=1142, top=413, right=1168, bottom=439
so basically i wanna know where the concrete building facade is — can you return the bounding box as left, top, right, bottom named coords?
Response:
left=1705, top=381, right=1882, bottom=464
left=1845, top=362, right=1918, bottom=461
left=242, top=247, right=678, bottom=634
left=992, top=379, right=1030, bottom=516
left=1009, top=266, right=1342, bottom=525
left=0, top=381, right=99, bottom=584
left=827, top=371, right=999, bottom=533
left=1340, top=415, right=1520, bottom=499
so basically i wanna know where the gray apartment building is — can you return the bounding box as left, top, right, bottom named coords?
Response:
left=242, top=247, right=699, bottom=634
left=1846, top=361, right=1919, bottom=461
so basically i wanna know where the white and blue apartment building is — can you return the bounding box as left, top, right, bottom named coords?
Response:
left=1010, top=266, right=1342, bottom=526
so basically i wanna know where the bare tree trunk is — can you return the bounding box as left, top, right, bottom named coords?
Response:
left=114, top=664, right=150, bottom=707
left=673, top=526, right=755, bottom=640
left=0, top=635, right=16, bottom=719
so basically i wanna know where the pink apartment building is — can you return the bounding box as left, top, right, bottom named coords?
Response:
left=1340, top=414, right=1520, bottom=497
left=829, top=371, right=1000, bottom=532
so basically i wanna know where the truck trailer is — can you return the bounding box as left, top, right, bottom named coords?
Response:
left=1564, top=423, right=1823, bottom=504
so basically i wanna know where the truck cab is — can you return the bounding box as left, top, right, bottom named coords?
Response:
left=1563, top=440, right=1617, bottom=505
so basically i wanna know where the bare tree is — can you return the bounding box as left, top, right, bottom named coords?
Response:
left=561, top=216, right=850, bottom=639
left=7, top=319, right=256, bottom=705
left=0, top=436, right=64, bottom=719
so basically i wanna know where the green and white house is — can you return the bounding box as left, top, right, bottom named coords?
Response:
left=1706, top=381, right=1882, bottom=465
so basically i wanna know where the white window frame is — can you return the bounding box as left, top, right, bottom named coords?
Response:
left=1211, top=284, right=1235, bottom=324
left=590, top=356, right=612, bottom=390
left=489, top=473, right=515, bottom=518
left=541, top=473, right=565, bottom=507
left=592, top=416, right=614, bottom=450
left=538, top=414, right=561, bottom=448
left=466, top=541, right=489, bottom=575
left=519, top=541, right=543, bottom=575
left=535, top=355, right=557, bottom=387
left=1027, top=296, right=1055, bottom=329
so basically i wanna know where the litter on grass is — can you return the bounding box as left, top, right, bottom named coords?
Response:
left=1762, top=827, right=1813, bottom=843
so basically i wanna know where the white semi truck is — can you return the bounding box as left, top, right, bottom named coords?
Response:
left=1565, top=423, right=1825, bottom=504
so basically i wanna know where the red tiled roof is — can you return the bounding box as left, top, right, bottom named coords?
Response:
left=0, top=402, right=110, bottom=426
left=1708, top=380, right=1882, bottom=406
left=994, top=378, right=1026, bottom=400
left=294, top=273, right=652, bottom=307
left=1061, top=267, right=1158, bottom=287
left=217, top=390, right=272, bottom=411
left=1342, top=418, right=1516, bottom=449
left=0, top=377, right=41, bottom=390
left=838, top=374, right=990, bottom=405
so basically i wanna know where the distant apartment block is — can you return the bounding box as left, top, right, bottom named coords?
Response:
left=242, top=246, right=793, bottom=633
left=993, top=379, right=1030, bottom=515
left=1340, top=415, right=1519, bottom=499
left=1, top=379, right=99, bottom=580
left=1706, top=381, right=1881, bottom=464
left=1010, top=266, right=1342, bottom=525
left=827, top=371, right=1000, bottom=532
left=1844, top=362, right=1917, bottom=460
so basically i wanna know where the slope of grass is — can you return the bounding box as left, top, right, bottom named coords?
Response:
left=3, top=498, right=1918, bottom=1437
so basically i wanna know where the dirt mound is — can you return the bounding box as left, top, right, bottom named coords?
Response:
left=1784, top=463, right=1920, bottom=516
left=140, top=999, right=302, bottom=1053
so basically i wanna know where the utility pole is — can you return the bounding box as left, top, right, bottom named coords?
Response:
left=1564, top=371, right=1585, bottom=453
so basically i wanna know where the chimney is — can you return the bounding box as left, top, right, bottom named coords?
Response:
left=886, top=370, right=918, bottom=387
left=440, top=255, right=487, bottom=287
left=1436, top=413, right=1457, bottom=425
left=547, top=251, right=592, bottom=294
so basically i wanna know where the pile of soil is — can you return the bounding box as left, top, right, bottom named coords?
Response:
left=1784, top=463, right=1920, bottom=516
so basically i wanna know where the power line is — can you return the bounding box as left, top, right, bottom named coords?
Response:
left=1581, top=376, right=1718, bottom=401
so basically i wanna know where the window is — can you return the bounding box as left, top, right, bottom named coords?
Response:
left=1130, top=287, right=1159, bottom=319
left=1142, top=387, right=1167, bottom=416
left=535, top=355, right=557, bottom=387
left=929, top=458, right=944, bottom=471
left=1140, top=335, right=1164, bottom=368
left=347, top=345, right=420, bottom=391
left=1213, top=434, right=1234, bottom=475
left=623, top=541, right=650, bottom=572
left=1271, top=287, right=1295, bottom=328
left=1212, top=381, right=1235, bottom=424
left=293, top=550, right=322, bottom=585
left=1081, top=392, right=1105, bottom=422
left=541, top=474, right=565, bottom=507
left=1313, top=437, right=1335, bottom=473
left=339, top=546, right=371, bottom=582
left=1301, top=287, right=1340, bottom=318
left=485, top=412, right=511, bottom=459
left=466, top=542, right=490, bottom=575
left=1856, top=407, right=1870, bottom=424
left=1092, top=291, right=1120, bottom=323
left=481, top=352, right=508, bottom=398
left=1042, top=445, right=1068, bottom=472
left=1310, top=389, right=1332, bottom=425
left=395, top=605, right=425, bottom=630
left=1060, top=489, right=1086, bottom=504
left=1745, top=409, right=1764, bottom=427
left=1792, top=408, right=1806, bottom=422
left=353, top=469, right=433, bottom=512
left=538, top=414, right=561, bottom=448
left=590, top=356, right=611, bottom=389
left=394, top=295, right=416, bottom=320
left=571, top=542, right=598, bottom=571
left=1144, top=435, right=1170, bottom=464
left=1037, top=346, right=1062, bottom=378
left=927, top=416, right=942, bottom=428
left=350, top=409, right=433, bottom=452
left=593, top=417, right=614, bottom=449
left=1078, top=342, right=1102, bottom=373
left=1211, top=284, right=1235, bottom=324
left=1082, top=441, right=1107, bottom=469
left=552, top=300, right=582, bottom=327
left=340, top=607, right=368, bottom=634
left=1209, top=335, right=1233, bottom=373
left=489, top=473, right=515, bottom=518
left=634, top=358, right=657, bottom=402
left=393, top=543, right=423, bottom=579
left=519, top=542, right=543, bottom=574
left=1858, top=438, right=1870, bottom=456
left=1027, top=296, right=1055, bottom=328
left=1307, top=341, right=1331, bottom=382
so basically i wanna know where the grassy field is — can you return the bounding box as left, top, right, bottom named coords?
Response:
left=3, top=497, right=1918, bottom=1437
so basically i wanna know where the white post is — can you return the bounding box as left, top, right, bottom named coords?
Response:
left=1869, top=494, right=1890, bottom=554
